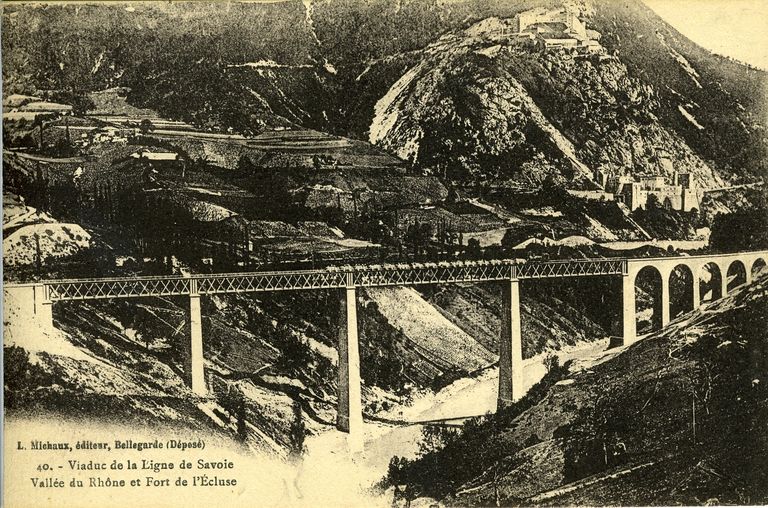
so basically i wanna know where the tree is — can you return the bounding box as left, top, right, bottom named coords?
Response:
left=491, top=460, right=506, bottom=507
left=247, top=168, right=296, bottom=220
left=645, top=193, right=661, bottom=210
left=275, top=325, right=312, bottom=373
left=53, top=90, right=94, bottom=117
left=557, top=389, right=631, bottom=482
left=361, top=327, right=406, bottom=393
left=219, top=386, right=248, bottom=442
left=404, top=222, right=434, bottom=256
left=710, top=205, right=768, bottom=252
left=417, top=425, right=459, bottom=456
left=543, top=353, right=560, bottom=373
left=466, top=238, right=482, bottom=258
left=237, top=155, right=253, bottom=176
left=4, top=345, right=56, bottom=409
left=540, top=175, right=572, bottom=206
left=387, top=456, right=407, bottom=485
left=139, top=119, right=155, bottom=135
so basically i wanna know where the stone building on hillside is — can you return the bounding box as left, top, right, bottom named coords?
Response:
left=507, top=6, right=602, bottom=53
left=606, top=172, right=699, bottom=211
left=516, top=6, right=587, bottom=38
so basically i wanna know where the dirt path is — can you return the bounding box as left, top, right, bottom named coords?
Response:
left=4, top=149, right=87, bottom=163
left=527, top=460, right=657, bottom=503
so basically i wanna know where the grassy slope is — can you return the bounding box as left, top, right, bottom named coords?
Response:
left=420, top=282, right=608, bottom=358
left=392, top=274, right=768, bottom=506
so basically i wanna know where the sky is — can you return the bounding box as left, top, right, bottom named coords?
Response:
left=642, top=0, right=768, bottom=70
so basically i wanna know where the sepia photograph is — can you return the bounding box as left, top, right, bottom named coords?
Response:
left=2, top=0, right=767, bottom=506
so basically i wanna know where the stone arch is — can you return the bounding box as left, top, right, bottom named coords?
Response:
left=669, top=264, right=694, bottom=320
left=726, top=260, right=747, bottom=293
left=635, top=265, right=663, bottom=334
left=752, top=258, right=767, bottom=279
left=699, top=262, right=722, bottom=303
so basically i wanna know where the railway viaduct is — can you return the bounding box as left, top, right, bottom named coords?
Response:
left=5, top=250, right=768, bottom=451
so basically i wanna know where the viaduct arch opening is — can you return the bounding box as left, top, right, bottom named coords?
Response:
left=699, top=262, right=722, bottom=304
left=752, top=258, right=767, bottom=279
left=670, top=264, right=694, bottom=320
left=727, top=261, right=747, bottom=293
left=635, top=266, right=662, bottom=334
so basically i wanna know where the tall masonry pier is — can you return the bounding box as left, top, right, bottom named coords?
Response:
left=498, top=277, right=523, bottom=408
left=187, top=279, right=206, bottom=396
left=336, top=273, right=363, bottom=453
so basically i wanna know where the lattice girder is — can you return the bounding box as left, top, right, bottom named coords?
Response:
left=46, top=277, right=192, bottom=301
left=518, top=259, right=626, bottom=279
left=37, top=258, right=629, bottom=301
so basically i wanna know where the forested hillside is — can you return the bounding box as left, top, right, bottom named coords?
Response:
left=4, top=0, right=766, bottom=182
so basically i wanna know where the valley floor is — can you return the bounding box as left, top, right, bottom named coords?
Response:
left=3, top=327, right=613, bottom=507
left=301, top=338, right=616, bottom=503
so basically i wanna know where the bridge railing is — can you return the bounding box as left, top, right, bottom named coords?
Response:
left=625, top=250, right=768, bottom=265
left=197, top=270, right=348, bottom=294
left=351, top=262, right=516, bottom=287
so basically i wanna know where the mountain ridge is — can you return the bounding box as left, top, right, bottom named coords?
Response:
left=4, top=0, right=766, bottom=186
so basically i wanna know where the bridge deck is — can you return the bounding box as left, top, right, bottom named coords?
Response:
left=7, top=251, right=766, bottom=302
left=11, top=258, right=627, bottom=301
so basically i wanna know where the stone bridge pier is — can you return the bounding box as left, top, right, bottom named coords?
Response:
left=187, top=280, right=206, bottom=397
left=498, top=277, right=523, bottom=409
left=336, top=274, right=364, bottom=454
left=4, top=283, right=53, bottom=330
left=185, top=274, right=365, bottom=452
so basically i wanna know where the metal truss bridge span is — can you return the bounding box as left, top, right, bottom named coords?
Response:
left=36, top=257, right=628, bottom=302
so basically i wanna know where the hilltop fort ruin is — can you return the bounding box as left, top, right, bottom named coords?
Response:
left=496, top=6, right=603, bottom=53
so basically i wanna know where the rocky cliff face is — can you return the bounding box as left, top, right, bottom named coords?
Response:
left=359, top=4, right=745, bottom=187
left=340, top=0, right=766, bottom=186
left=366, top=31, right=595, bottom=184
